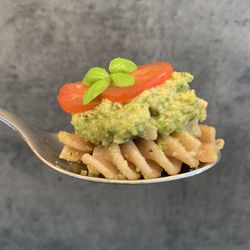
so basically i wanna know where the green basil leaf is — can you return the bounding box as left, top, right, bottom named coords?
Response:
left=83, top=67, right=109, bottom=86
left=109, top=58, right=137, bottom=73
left=83, top=79, right=110, bottom=104
left=110, top=73, right=135, bottom=87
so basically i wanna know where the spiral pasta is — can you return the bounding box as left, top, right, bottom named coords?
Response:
left=58, top=124, right=224, bottom=180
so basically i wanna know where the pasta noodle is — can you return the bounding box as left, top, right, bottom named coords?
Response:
left=59, top=145, right=83, bottom=162
left=135, top=138, right=181, bottom=175
left=199, top=125, right=216, bottom=143
left=109, top=143, right=141, bottom=180
left=58, top=124, right=224, bottom=180
left=58, top=131, right=93, bottom=152
left=141, top=126, right=158, bottom=141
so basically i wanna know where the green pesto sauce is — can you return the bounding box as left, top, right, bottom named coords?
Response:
left=71, top=72, right=205, bottom=145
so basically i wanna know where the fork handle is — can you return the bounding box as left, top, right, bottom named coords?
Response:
left=0, top=107, right=33, bottom=134
left=0, top=107, right=20, bottom=131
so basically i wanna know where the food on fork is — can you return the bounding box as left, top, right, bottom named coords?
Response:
left=57, top=58, right=224, bottom=180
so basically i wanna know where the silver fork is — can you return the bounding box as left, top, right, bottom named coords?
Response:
left=0, top=107, right=219, bottom=184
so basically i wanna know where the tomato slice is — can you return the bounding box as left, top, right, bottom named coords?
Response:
left=57, top=62, right=173, bottom=113
left=101, top=62, right=173, bottom=102
left=57, top=82, right=100, bottom=113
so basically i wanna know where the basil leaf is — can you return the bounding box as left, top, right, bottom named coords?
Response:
left=109, top=58, right=137, bottom=73
left=83, top=79, right=110, bottom=104
left=83, top=67, right=109, bottom=86
left=110, top=73, right=135, bottom=87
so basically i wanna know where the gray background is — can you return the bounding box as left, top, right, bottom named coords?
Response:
left=0, top=0, right=249, bottom=249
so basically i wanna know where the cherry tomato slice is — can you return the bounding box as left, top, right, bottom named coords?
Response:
left=57, top=82, right=100, bottom=113
left=101, top=62, right=173, bottom=102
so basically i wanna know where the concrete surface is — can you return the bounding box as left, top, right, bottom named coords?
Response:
left=0, top=0, right=249, bottom=249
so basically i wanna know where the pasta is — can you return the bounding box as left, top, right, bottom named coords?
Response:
left=59, top=145, right=84, bottom=162
left=58, top=124, right=224, bottom=180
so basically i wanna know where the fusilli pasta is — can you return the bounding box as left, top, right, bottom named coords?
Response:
left=58, top=124, right=224, bottom=180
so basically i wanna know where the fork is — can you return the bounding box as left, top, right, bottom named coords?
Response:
left=0, top=107, right=219, bottom=184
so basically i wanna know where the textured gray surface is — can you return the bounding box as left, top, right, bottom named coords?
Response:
left=0, top=0, right=249, bottom=249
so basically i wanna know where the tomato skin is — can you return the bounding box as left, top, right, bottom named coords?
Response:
left=57, top=82, right=100, bottom=113
left=101, top=62, right=173, bottom=102
left=57, top=62, right=173, bottom=113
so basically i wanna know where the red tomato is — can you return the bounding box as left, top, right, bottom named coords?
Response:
left=57, top=62, right=173, bottom=113
left=57, top=82, right=100, bottom=113
left=101, top=62, right=173, bottom=102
